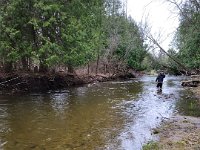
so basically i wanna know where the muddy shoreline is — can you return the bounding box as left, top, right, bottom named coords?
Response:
left=147, top=87, right=200, bottom=150
left=156, top=115, right=200, bottom=149
left=0, top=72, right=136, bottom=94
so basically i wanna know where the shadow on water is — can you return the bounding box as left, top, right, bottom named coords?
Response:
left=0, top=80, right=143, bottom=150
left=0, top=76, right=199, bottom=150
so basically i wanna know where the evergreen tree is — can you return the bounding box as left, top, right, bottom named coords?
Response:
left=175, top=0, right=200, bottom=69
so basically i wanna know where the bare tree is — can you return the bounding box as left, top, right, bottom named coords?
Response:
left=146, top=33, right=188, bottom=71
left=140, top=9, right=189, bottom=73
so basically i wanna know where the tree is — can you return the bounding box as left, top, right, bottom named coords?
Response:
left=0, top=0, right=147, bottom=74
left=103, top=0, right=147, bottom=74
left=172, top=0, right=200, bottom=70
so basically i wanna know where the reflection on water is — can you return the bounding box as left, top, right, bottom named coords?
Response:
left=118, top=76, right=181, bottom=150
left=0, top=76, right=196, bottom=150
left=176, top=90, right=200, bottom=117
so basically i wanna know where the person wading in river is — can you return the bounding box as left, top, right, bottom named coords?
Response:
left=156, top=72, right=165, bottom=91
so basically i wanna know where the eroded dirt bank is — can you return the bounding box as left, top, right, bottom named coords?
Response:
left=0, top=72, right=136, bottom=94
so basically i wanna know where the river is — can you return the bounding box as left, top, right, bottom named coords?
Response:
left=0, top=75, right=200, bottom=150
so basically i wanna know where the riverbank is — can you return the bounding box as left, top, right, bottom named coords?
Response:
left=0, top=71, right=136, bottom=94
left=144, top=86, right=200, bottom=150
left=155, top=115, right=200, bottom=149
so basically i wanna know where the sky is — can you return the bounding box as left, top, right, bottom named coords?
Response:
left=127, top=0, right=180, bottom=50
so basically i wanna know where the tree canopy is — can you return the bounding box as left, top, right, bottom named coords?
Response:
left=174, top=0, right=200, bottom=70
left=0, top=0, right=147, bottom=73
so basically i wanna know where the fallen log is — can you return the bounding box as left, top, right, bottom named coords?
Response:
left=181, top=80, right=199, bottom=87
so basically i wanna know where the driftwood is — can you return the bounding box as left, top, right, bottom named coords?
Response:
left=182, top=75, right=200, bottom=87
left=191, top=75, right=200, bottom=79
left=181, top=80, right=198, bottom=87
left=0, top=76, right=20, bottom=86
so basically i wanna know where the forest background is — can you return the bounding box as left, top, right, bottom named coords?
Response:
left=0, top=0, right=199, bottom=76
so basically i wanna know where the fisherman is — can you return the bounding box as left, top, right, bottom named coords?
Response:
left=156, top=72, right=165, bottom=91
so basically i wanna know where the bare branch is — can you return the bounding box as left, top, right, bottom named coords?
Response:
left=146, top=33, right=188, bottom=71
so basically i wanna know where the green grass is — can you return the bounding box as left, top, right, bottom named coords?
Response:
left=142, top=141, right=159, bottom=150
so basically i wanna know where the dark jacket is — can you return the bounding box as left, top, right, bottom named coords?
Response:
left=156, top=74, right=165, bottom=83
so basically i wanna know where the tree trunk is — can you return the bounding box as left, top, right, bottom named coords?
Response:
left=104, top=64, right=107, bottom=74
left=67, top=64, right=75, bottom=74
left=96, top=53, right=100, bottom=74
left=21, top=56, right=28, bottom=71
left=39, top=61, right=48, bottom=73
left=87, top=62, right=90, bottom=75
left=147, top=34, right=189, bottom=73
left=4, top=61, right=13, bottom=73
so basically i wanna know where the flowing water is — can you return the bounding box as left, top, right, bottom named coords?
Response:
left=0, top=75, right=200, bottom=150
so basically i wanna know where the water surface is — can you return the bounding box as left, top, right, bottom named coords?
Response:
left=0, top=75, right=199, bottom=150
